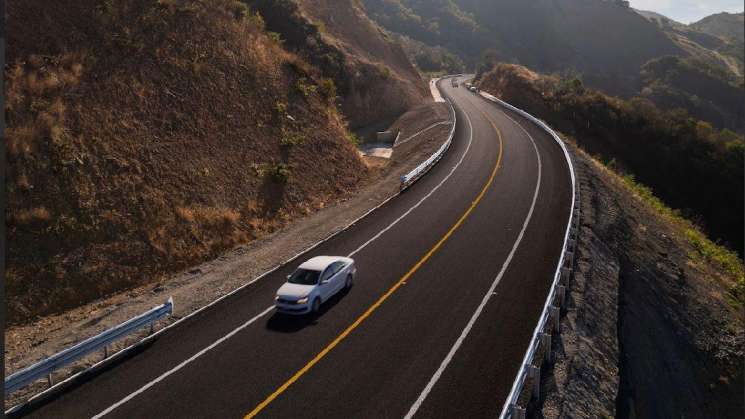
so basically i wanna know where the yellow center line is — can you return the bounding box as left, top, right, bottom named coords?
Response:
left=245, top=104, right=505, bottom=419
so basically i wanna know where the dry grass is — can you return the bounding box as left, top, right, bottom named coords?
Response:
left=5, top=0, right=367, bottom=324
left=6, top=126, right=37, bottom=156
left=13, top=207, right=51, bottom=224
left=176, top=206, right=242, bottom=233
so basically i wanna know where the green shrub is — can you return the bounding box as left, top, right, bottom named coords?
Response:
left=267, top=31, right=283, bottom=44
left=377, top=64, right=392, bottom=78
left=295, top=77, right=317, bottom=97
left=346, top=132, right=360, bottom=146
left=279, top=128, right=303, bottom=147
left=270, top=163, right=290, bottom=183
left=228, top=1, right=249, bottom=20
left=319, top=78, right=337, bottom=100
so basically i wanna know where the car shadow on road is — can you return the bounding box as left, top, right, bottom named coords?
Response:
left=265, top=287, right=351, bottom=333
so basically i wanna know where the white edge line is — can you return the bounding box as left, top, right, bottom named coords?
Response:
left=476, top=92, right=577, bottom=418
left=349, top=89, right=472, bottom=258
left=394, top=121, right=450, bottom=148
left=90, top=306, right=275, bottom=419
left=400, top=91, right=458, bottom=189
left=3, top=75, right=466, bottom=416
left=404, top=97, right=543, bottom=419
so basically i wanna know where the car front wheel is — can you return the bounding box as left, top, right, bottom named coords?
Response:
left=311, top=297, right=321, bottom=314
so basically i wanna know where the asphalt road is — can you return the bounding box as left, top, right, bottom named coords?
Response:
left=16, top=76, right=572, bottom=419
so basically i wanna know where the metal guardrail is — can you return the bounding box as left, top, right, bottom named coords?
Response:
left=476, top=91, right=579, bottom=419
left=5, top=297, right=173, bottom=394
left=400, top=80, right=457, bottom=191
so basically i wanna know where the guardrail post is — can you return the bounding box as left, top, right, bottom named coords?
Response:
left=47, top=373, right=53, bottom=388
left=540, top=332, right=552, bottom=363
left=564, top=251, right=574, bottom=268
left=510, top=404, right=526, bottom=419
left=149, top=322, right=155, bottom=335
left=557, top=285, right=566, bottom=307
left=528, top=365, right=540, bottom=399
left=561, top=267, right=571, bottom=286
left=550, top=306, right=560, bottom=332
left=104, top=345, right=109, bottom=359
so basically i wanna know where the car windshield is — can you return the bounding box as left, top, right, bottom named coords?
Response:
left=288, top=269, right=321, bottom=285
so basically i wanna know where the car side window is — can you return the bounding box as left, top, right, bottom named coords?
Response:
left=333, top=262, right=345, bottom=274
left=321, top=262, right=345, bottom=282
left=320, top=268, right=333, bottom=283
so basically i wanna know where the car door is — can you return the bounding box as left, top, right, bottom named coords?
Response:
left=318, top=267, right=335, bottom=301
left=326, top=262, right=345, bottom=295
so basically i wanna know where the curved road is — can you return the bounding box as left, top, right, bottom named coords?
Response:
left=16, top=76, right=572, bottom=419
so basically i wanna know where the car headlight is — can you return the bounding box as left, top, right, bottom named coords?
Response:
left=275, top=295, right=280, bottom=301
left=296, top=297, right=309, bottom=304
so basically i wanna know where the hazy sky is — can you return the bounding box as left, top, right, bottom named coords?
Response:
left=632, top=0, right=744, bottom=23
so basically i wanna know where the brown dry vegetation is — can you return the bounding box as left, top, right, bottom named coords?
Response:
left=5, top=0, right=367, bottom=324
left=247, top=0, right=428, bottom=129
left=299, top=0, right=429, bottom=117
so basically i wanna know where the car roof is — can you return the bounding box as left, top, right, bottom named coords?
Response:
left=298, top=256, right=351, bottom=271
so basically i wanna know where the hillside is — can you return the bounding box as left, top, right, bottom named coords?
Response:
left=692, top=12, right=745, bottom=42
left=637, top=9, right=744, bottom=79
left=633, top=10, right=744, bottom=132
left=246, top=0, right=427, bottom=129
left=477, top=63, right=744, bottom=256
left=362, top=1, right=743, bottom=133
left=639, top=55, right=744, bottom=132
left=361, top=0, right=492, bottom=62
left=363, top=0, right=682, bottom=95
left=5, top=0, right=371, bottom=323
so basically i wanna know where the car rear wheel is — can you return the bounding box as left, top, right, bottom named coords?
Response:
left=345, top=274, right=353, bottom=289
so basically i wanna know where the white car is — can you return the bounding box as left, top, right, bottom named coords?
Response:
left=275, top=256, right=356, bottom=315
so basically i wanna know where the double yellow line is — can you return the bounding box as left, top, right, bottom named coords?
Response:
left=245, top=107, right=505, bottom=418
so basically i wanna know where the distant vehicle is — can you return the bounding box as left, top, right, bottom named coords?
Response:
left=275, top=256, right=356, bottom=315
left=465, top=82, right=472, bottom=89
left=451, top=79, right=458, bottom=88
left=469, top=86, right=478, bottom=92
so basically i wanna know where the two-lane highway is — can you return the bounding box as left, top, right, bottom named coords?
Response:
left=16, top=76, right=572, bottom=419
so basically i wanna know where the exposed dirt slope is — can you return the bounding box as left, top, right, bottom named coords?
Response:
left=537, top=146, right=743, bottom=418
left=297, top=0, right=428, bottom=126
left=247, top=0, right=427, bottom=129
left=5, top=0, right=367, bottom=324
